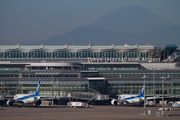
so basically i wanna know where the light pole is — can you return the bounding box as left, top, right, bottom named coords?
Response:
left=51, top=68, right=54, bottom=105
left=153, top=67, right=155, bottom=97
left=152, top=67, right=156, bottom=103
left=143, top=76, right=147, bottom=115
left=162, top=76, right=166, bottom=117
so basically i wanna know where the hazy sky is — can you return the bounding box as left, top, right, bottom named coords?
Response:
left=0, top=0, right=180, bottom=45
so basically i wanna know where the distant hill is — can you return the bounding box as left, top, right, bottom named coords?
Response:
left=27, top=25, right=180, bottom=47
left=87, top=5, right=174, bottom=34
left=27, top=27, right=125, bottom=45
left=26, top=5, right=179, bottom=47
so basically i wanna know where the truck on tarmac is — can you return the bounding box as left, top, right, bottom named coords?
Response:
left=69, top=102, right=85, bottom=108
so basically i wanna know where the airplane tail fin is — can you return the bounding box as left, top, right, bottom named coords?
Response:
left=35, top=80, right=41, bottom=95
left=140, top=85, right=144, bottom=96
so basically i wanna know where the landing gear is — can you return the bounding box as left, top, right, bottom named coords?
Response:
left=114, top=101, right=117, bottom=105
left=123, top=102, right=127, bottom=106
left=138, top=102, right=144, bottom=107
left=117, top=102, right=123, bottom=106
left=17, top=101, right=24, bottom=107
left=34, top=100, right=42, bottom=107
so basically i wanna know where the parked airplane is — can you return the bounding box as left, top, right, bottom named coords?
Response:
left=111, top=85, right=144, bottom=106
left=7, top=80, right=41, bottom=107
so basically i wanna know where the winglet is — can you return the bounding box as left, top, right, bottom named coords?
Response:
left=35, top=80, right=41, bottom=95
left=140, top=85, right=144, bottom=96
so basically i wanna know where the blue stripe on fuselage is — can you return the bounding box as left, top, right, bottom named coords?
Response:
left=123, top=96, right=144, bottom=101
left=15, top=94, right=40, bottom=101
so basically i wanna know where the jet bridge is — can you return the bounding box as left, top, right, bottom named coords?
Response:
left=67, top=92, right=109, bottom=104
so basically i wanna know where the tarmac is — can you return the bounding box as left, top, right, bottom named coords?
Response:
left=0, top=105, right=180, bottom=120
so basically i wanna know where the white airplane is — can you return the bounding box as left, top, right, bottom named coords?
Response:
left=111, top=85, right=144, bottom=106
left=7, top=80, right=41, bottom=107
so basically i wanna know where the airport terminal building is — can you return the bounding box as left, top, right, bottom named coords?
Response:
left=0, top=44, right=180, bottom=102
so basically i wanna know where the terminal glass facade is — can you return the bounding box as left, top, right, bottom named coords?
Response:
left=1, top=79, right=180, bottom=97
left=0, top=50, right=150, bottom=60
left=0, top=71, right=180, bottom=79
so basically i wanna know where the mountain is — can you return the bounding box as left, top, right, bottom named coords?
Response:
left=27, top=27, right=126, bottom=45
left=87, top=5, right=174, bottom=34
left=26, top=5, right=179, bottom=47
left=27, top=25, right=180, bottom=47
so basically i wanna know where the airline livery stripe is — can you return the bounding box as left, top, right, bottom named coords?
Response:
left=16, top=95, right=40, bottom=101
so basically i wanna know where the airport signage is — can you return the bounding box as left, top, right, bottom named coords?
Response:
left=87, top=57, right=160, bottom=62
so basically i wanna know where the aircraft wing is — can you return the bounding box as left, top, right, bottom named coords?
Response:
left=146, top=96, right=161, bottom=100
left=146, top=96, right=180, bottom=101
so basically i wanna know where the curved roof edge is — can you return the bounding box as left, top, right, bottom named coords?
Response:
left=0, top=44, right=155, bottom=53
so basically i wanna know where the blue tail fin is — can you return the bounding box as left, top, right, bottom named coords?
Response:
left=35, top=80, right=41, bottom=95
left=140, top=85, right=144, bottom=96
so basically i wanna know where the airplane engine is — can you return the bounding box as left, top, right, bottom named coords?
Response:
left=7, top=100, right=14, bottom=106
left=35, top=100, right=42, bottom=106
left=111, top=99, right=117, bottom=105
left=131, top=98, right=141, bottom=103
left=136, top=98, right=141, bottom=103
